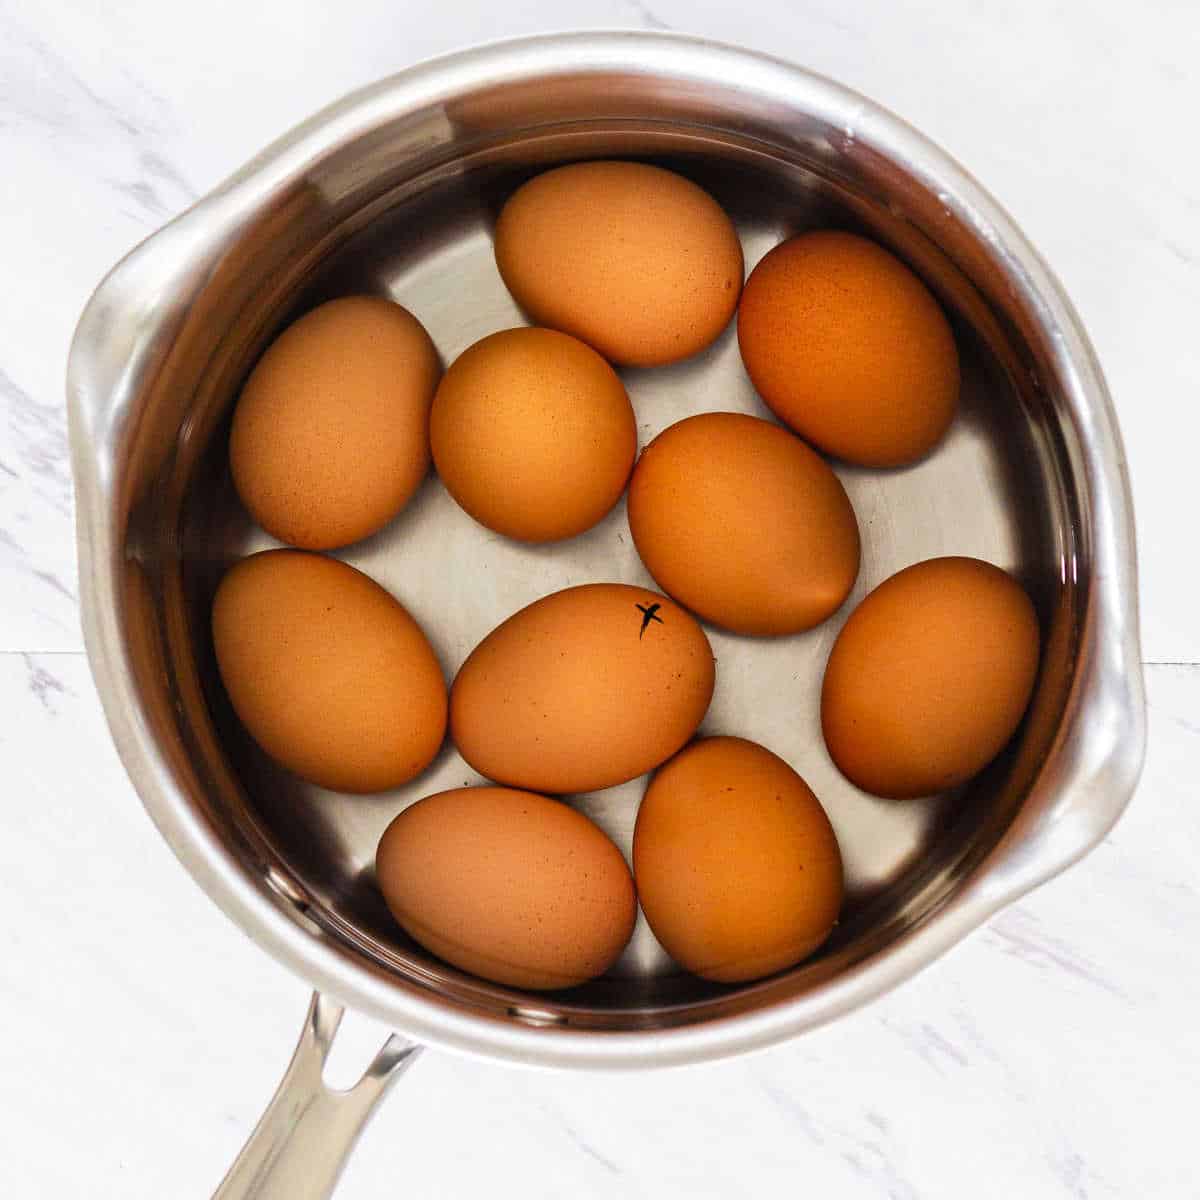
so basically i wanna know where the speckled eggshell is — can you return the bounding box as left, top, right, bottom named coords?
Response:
left=430, top=327, right=636, bottom=542
left=450, top=583, right=715, bottom=794
left=211, top=550, right=447, bottom=793
left=627, top=412, right=860, bottom=635
left=376, top=786, right=636, bottom=990
left=737, top=231, right=959, bottom=467
left=821, top=556, right=1040, bottom=798
left=230, top=295, right=441, bottom=549
left=494, top=161, right=744, bottom=367
left=633, top=736, right=844, bottom=983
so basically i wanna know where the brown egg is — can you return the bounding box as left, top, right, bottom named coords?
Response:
left=451, top=584, right=715, bottom=794
left=494, top=161, right=744, bottom=367
left=212, top=550, right=446, bottom=792
left=737, top=231, right=959, bottom=467
left=230, top=296, right=441, bottom=550
left=430, top=328, right=636, bottom=542
left=628, top=412, right=860, bottom=635
left=634, top=737, right=844, bottom=983
left=821, top=557, right=1040, bottom=798
left=376, top=786, right=636, bottom=990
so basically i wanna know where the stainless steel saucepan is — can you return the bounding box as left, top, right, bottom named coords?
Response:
left=67, top=32, right=1145, bottom=1199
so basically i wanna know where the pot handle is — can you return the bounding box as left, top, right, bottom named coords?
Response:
left=212, top=992, right=422, bottom=1200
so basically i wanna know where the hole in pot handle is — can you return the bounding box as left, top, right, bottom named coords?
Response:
left=212, top=992, right=422, bottom=1200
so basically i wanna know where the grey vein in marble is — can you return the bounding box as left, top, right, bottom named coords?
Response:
left=623, top=0, right=672, bottom=30
left=877, top=1014, right=970, bottom=1075
left=20, top=651, right=70, bottom=713
left=557, top=1119, right=622, bottom=1176
left=759, top=1070, right=917, bottom=1200
left=984, top=907, right=1127, bottom=999
left=757, top=1077, right=828, bottom=1146
left=0, top=366, right=71, bottom=516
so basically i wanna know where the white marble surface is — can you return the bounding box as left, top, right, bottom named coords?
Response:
left=1, top=2, right=1196, bottom=1196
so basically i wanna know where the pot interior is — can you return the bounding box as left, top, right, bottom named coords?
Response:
left=119, top=97, right=1084, bottom=1031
